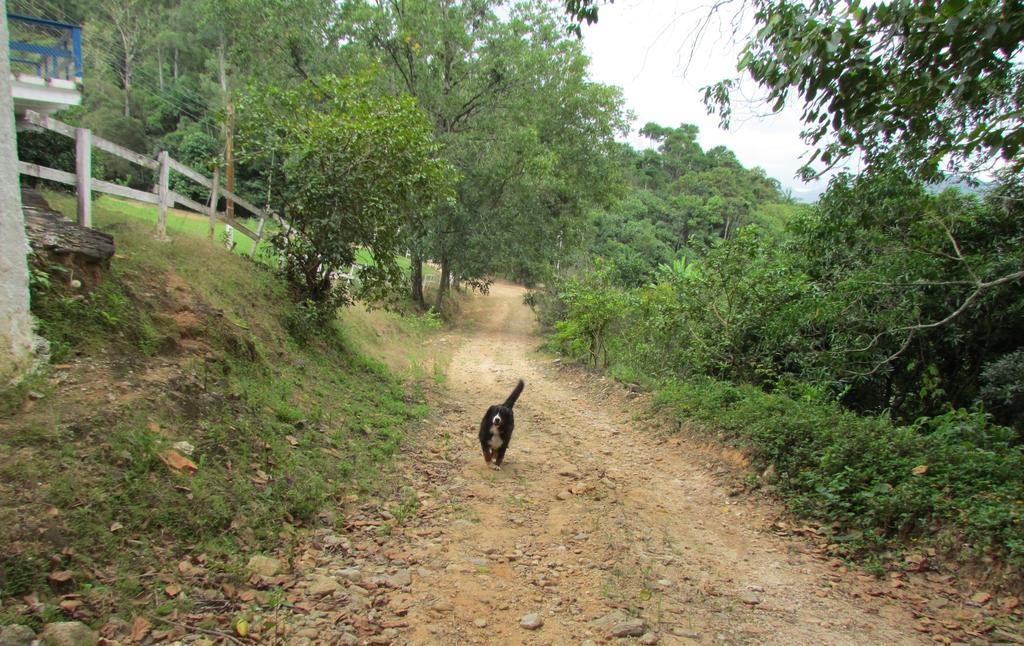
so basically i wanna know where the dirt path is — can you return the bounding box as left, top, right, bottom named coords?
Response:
left=279, top=282, right=994, bottom=645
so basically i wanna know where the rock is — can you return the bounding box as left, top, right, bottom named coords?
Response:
left=639, top=633, right=660, bottom=645
left=474, top=618, right=488, bottom=628
left=247, top=555, right=283, bottom=577
left=39, top=622, right=98, bottom=646
left=389, top=569, right=412, bottom=588
left=590, top=610, right=632, bottom=630
left=173, top=441, right=195, bottom=456
left=338, top=633, right=359, bottom=645
left=609, top=619, right=645, bottom=638
left=520, top=613, right=544, bottom=630
left=0, top=624, right=36, bottom=646
left=295, top=628, right=320, bottom=638
left=556, top=491, right=572, bottom=501
left=323, top=534, right=351, bottom=550
left=739, top=590, right=762, bottom=605
left=347, top=590, right=371, bottom=609
left=339, top=567, right=362, bottom=583
left=307, top=575, right=341, bottom=596
left=671, top=627, right=702, bottom=639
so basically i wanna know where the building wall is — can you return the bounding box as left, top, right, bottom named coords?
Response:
left=0, top=4, right=38, bottom=384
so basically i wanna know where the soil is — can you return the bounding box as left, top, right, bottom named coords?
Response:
left=271, top=281, right=1022, bottom=645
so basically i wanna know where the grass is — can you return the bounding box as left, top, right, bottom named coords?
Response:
left=0, top=191, right=447, bottom=629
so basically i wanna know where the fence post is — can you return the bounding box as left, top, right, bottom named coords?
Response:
left=156, top=150, right=170, bottom=239
left=251, top=214, right=266, bottom=257
left=75, top=128, right=91, bottom=227
left=208, top=166, right=220, bottom=239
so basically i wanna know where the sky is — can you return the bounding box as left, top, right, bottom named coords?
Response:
left=580, top=0, right=836, bottom=202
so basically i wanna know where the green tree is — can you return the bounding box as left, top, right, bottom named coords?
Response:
left=236, top=75, right=452, bottom=311
left=702, top=0, right=1024, bottom=180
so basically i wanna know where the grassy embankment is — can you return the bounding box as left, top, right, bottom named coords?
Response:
left=0, top=191, right=447, bottom=628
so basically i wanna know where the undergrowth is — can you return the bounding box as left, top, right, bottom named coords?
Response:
left=655, top=378, right=1024, bottom=576
left=0, top=192, right=436, bottom=626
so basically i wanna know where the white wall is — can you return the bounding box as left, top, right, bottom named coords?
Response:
left=0, top=6, right=38, bottom=384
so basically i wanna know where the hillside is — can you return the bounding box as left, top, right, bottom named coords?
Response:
left=0, top=192, right=447, bottom=637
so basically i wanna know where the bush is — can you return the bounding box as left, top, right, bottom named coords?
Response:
left=655, top=378, right=1024, bottom=567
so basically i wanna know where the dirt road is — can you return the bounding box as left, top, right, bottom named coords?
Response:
left=281, top=282, right=985, bottom=645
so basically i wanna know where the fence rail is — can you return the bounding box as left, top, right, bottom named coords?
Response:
left=17, top=109, right=280, bottom=254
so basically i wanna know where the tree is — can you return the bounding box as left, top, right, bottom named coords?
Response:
left=236, top=74, right=452, bottom=312
left=701, top=0, right=1024, bottom=181
left=343, top=0, right=624, bottom=309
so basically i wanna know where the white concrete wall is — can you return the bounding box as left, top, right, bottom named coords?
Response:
left=0, top=4, right=38, bottom=384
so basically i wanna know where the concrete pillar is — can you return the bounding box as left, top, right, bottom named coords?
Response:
left=0, top=5, right=38, bottom=384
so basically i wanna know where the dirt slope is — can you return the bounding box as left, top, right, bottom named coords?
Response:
left=277, top=282, right=1012, bottom=645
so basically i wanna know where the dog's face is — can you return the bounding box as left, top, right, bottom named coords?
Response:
left=490, top=405, right=511, bottom=428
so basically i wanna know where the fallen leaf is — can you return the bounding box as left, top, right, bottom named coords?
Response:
left=159, top=450, right=198, bottom=473
left=147, top=421, right=161, bottom=433
left=912, top=465, right=929, bottom=476
left=235, top=619, right=249, bottom=637
left=48, top=570, right=73, bottom=583
left=109, top=522, right=124, bottom=533
left=970, top=591, right=992, bottom=605
left=285, top=435, right=299, bottom=446
left=238, top=589, right=256, bottom=602
left=165, top=584, right=181, bottom=597
left=130, top=616, right=152, bottom=642
left=46, top=506, right=60, bottom=517
left=59, top=599, right=82, bottom=612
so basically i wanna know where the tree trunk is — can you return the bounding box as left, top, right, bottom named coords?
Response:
left=434, top=253, right=450, bottom=311
left=156, top=45, right=163, bottom=90
left=123, top=64, right=131, bottom=117
left=173, top=47, right=178, bottom=80
left=410, top=251, right=425, bottom=307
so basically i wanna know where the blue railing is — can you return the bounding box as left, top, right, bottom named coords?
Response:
left=7, top=13, right=82, bottom=82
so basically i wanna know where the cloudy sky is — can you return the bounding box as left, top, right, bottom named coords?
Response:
left=580, top=0, right=837, bottom=201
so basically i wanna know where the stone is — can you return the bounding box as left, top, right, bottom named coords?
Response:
left=39, top=622, right=98, bottom=646
left=556, top=491, right=572, bottom=501
left=339, top=567, right=362, bottom=583
left=609, top=619, right=645, bottom=638
left=590, top=610, right=632, bottom=629
left=739, top=591, right=762, bottom=605
left=295, top=628, right=320, bottom=638
left=389, top=569, right=412, bottom=588
left=473, top=618, right=488, bottom=628
left=338, top=633, right=359, bottom=646
left=0, top=624, right=36, bottom=646
left=247, top=555, right=283, bottom=577
left=640, top=633, right=660, bottom=645
left=520, top=613, right=544, bottom=630
left=307, top=575, right=340, bottom=596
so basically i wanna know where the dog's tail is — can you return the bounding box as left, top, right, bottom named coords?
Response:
left=503, top=379, right=525, bottom=408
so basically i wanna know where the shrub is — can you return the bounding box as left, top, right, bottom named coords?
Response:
left=655, top=378, right=1024, bottom=567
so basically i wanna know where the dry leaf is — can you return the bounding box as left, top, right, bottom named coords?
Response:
left=165, top=584, right=181, bottom=597
left=159, top=450, right=198, bottom=473
left=912, top=464, right=929, bottom=476
left=109, top=522, right=124, bottom=533
left=48, top=570, right=73, bottom=583
left=970, top=591, right=992, bottom=605
left=235, top=619, right=249, bottom=637
left=59, top=599, right=82, bottom=611
left=130, top=616, right=152, bottom=642
left=238, top=589, right=256, bottom=602
left=285, top=435, right=299, bottom=446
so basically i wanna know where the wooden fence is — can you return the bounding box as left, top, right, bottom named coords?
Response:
left=16, top=109, right=283, bottom=254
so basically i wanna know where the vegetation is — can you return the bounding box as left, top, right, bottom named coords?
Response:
left=1, top=195, right=440, bottom=621
left=537, top=0, right=1024, bottom=579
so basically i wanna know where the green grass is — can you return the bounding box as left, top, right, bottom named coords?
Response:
left=0, top=193, right=441, bottom=627
left=46, top=192, right=274, bottom=257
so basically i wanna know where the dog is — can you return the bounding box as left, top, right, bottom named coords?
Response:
left=479, top=379, right=525, bottom=470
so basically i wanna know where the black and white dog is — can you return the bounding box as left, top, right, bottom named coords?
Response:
left=479, top=379, right=525, bottom=470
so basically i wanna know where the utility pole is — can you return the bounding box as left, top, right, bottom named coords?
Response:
left=0, top=0, right=39, bottom=383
